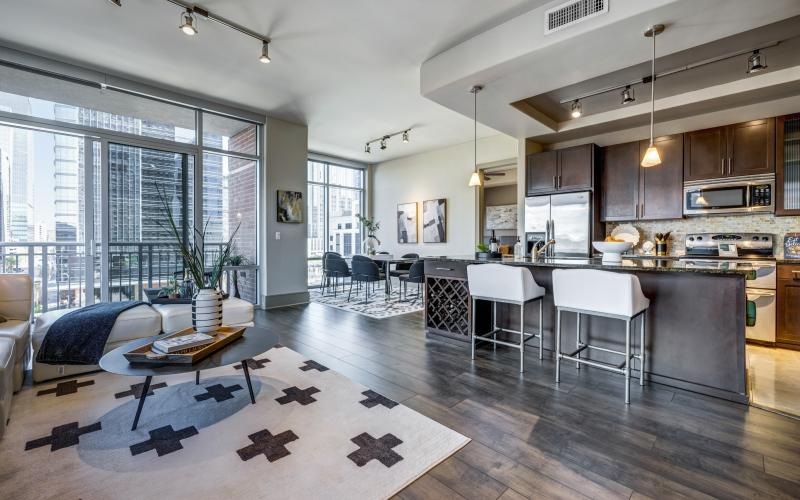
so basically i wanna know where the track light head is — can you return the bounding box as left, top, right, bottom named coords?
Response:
left=747, top=49, right=767, bottom=74
left=364, top=143, right=371, bottom=154
left=570, top=99, right=582, bottom=118
left=380, top=137, right=388, bottom=150
left=180, top=9, right=198, bottom=36
left=259, top=41, right=271, bottom=63
left=621, top=86, right=635, bottom=104
left=107, top=0, right=121, bottom=6
left=402, top=130, right=409, bottom=143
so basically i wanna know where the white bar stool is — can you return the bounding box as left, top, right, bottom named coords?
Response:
left=467, top=264, right=546, bottom=373
left=552, top=269, right=650, bottom=404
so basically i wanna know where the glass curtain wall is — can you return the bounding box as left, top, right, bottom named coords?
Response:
left=307, top=160, right=364, bottom=287
left=0, top=63, right=262, bottom=311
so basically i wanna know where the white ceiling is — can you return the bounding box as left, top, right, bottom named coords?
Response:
left=0, top=0, right=552, bottom=163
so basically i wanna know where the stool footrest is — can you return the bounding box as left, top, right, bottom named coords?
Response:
left=474, top=328, right=541, bottom=350
left=567, top=345, right=589, bottom=357
left=559, top=354, right=626, bottom=375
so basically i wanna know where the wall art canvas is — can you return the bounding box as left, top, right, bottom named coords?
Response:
left=485, top=204, right=517, bottom=230
left=397, top=202, right=418, bottom=243
left=422, top=198, right=447, bottom=243
left=277, top=190, right=303, bottom=223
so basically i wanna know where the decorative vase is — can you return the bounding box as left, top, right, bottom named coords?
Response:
left=192, top=288, right=223, bottom=334
left=363, top=234, right=380, bottom=255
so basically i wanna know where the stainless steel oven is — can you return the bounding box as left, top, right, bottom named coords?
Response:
left=683, top=174, right=774, bottom=216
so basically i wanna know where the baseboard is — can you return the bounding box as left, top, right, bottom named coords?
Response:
left=263, top=291, right=310, bottom=309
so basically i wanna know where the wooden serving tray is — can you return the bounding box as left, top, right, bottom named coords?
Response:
left=123, top=326, right=246, bottom=365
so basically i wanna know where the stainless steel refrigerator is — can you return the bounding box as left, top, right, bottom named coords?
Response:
left=524, top=192, right=592, bottom=257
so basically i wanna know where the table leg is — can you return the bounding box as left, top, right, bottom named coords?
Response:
left=131, top=375, right=152, bottom=431
left=241, top=360, right=256, bottom=404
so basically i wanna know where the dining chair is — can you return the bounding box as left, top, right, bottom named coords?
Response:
left=321, top=251, right=341, bottom=294
left=348, top=257, right=383, bottom=304
left=325, top=255, right=351, bottom=297
left=398, top=260, right=424, bottom=303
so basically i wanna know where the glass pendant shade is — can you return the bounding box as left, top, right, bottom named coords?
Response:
left=640, top=145, right=661, bottom=167
left=468, top=171, right=482, bottom=187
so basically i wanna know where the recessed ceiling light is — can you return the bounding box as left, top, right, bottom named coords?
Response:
left=179, top=9, right=198, bottom=36
left=621, top=86, right=635, bottom=104
left=259, top=41, right=271, bottom=63
left=570, top=99, right=582, bottom=118
left=747, top=49, right=767, bottom=74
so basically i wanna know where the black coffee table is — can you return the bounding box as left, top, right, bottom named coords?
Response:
left=100, top=326, right=279, bottom=431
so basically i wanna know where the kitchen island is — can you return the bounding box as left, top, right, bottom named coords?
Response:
left=424, top=256, right=750, bottom=403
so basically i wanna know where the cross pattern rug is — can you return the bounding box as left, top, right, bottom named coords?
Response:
left=1, top=346, right=468, bottom=500
left=310, top=283, right=423, bottom=319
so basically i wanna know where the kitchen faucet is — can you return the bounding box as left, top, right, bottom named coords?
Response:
left=532, top=239, right=556, bottom=260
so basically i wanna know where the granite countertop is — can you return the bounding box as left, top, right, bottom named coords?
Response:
left=423, top=255, right=756, bottom=277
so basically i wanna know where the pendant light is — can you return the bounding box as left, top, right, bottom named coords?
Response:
left=641, top=24, right=664, bottom=168
left=468, top=85, right=484, bottom=187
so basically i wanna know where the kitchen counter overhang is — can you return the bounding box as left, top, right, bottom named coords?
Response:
left=423, top=256, right=748, bottom=404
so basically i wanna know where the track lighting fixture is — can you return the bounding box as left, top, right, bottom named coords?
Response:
left=621, top=85, right=635, bottom=104
left=107, top=0, right=122, bottom=6
left=746, top=49, right=767, bottom=74
left=570, top=99, right=582, bottom=118
left=179, top=8, right=198, bottom=36
left=363, top=129, right=412, bottom=154
left=259, top=40, right=271, bottom=63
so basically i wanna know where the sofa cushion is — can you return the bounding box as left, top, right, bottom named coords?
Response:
left=0, top=274, right=33, bottom=321
left=152, top=298, right=255, bottom=334
left=0, top=320, right=29, bottom=360
left=33, top=305, right=162, bottom=349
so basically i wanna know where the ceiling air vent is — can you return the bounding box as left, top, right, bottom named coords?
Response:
left=544, top=0, right=608, bottom=35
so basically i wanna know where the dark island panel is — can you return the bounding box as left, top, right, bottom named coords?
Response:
left=424, top=257, right=747, bottom=403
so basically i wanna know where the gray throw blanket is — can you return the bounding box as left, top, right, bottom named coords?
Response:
left=36, top=301, right=148, bottom=365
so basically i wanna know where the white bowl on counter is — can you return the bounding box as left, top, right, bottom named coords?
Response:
left=592, top=241, right=634, bottom=263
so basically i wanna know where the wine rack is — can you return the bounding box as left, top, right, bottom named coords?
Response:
left=425, top=276, right=471, bottom=340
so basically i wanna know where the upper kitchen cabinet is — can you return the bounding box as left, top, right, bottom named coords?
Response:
left=525, top=150, right=558, bottom=195
left=776, top=113, right=800, bottom=216
left=526, top=144, right=596, bottom=196
left=639, top=134, right=684, bottom=220
left=600, top=135, right=683, bottom=222
left=684, top=119, right=775, bottom=182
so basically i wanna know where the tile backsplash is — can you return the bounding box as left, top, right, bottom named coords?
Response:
left=606, top=214, right=800, bottom=257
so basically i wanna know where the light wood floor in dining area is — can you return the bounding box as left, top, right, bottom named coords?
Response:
left=257, top=304, right=800, bottom=499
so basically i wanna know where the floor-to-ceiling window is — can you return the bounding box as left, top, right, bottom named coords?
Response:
left=0, top=61, right=262, bottom=311
left=307, top=160, right=364, bottom=287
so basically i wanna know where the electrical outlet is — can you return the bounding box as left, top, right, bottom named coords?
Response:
left=275, top=231, right=281, bottom=240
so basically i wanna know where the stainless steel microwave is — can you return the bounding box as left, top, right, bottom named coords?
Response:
left=683, top=174, right=774, bottom=216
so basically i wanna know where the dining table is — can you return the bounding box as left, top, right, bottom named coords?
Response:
left=368, top=254, right=418, bottom=297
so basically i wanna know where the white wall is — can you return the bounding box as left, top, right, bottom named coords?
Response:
left=262, top=117, right=310, bottom=307
left=371, top=134, right=518, bottom=256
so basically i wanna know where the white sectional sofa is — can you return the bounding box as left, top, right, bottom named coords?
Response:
left=0, top=274, right=32, bottom=393
left=0, top=337, right=14, bottom=438
left=31, top=297, right=255, bottom=383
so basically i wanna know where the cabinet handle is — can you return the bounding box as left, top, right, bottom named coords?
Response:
left=558, top=175, right=562, bottom=189
left=435, top=267, right=454, bottom=271
left=553, top=176, right=557, bottom=189
left=635, top=204, right=639, bottom=219
left=793, top=270, right=800, bottom=280
left=728, top=157, right=732, bottom=175
left=721, top=158, right=725, bottom=175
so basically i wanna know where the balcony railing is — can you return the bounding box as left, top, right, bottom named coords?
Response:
left=0, top=241, right=258, bottom=314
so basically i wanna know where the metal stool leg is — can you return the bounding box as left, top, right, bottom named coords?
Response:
left=640, top=312, right=646, bottom=386
left=576, top=312, right=581, bottom=370
left=625, top=318, right=631, bottom=404
left=538, top=298, right=543, bottom=360
left=471, top=297, right=476, bottom=360
left=519, top=302, right=525, bottom=373
left=555, top=308, right=562, bottom=384
left=492, top=301, right=497, bottom=351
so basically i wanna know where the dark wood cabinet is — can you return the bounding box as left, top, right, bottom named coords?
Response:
left=601, top=142, right=639, bottom=221
left=525, top=144, right=595, bottom=196
left=639, top=134, right=684, bottom=220
left=777, top=264, right=800, bottom=346
left=684, top=119, right=775, bottom=182
left=600, top=135, right=683, bottom=222
left=776, top=113, right=800, bottom=216
left=525, top=150, right=558, bottom=195
left=684, top=126, right=727, bottom=181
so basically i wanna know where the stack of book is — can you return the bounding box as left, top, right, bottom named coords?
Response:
left=152, top=333, right=215, bottom=355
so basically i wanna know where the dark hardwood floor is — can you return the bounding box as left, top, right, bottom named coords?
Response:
left=255, top=303, right=800, bottom=499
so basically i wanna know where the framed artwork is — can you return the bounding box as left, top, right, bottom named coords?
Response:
left=397, top=202, right=418, bottom=243
left=277, top=190, right=303, bottom=223
left=422, top=198, right=447, bottom=243
left=485, top=204, right=517, bottom=230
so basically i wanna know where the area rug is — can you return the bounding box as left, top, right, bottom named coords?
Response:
left=0, top=346, right=468, bottom=500
left=309, top=284, right=423, bottom=319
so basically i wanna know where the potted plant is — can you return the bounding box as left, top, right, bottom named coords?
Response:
left=357, top=214, right=381, bottom=255
left=157, top=186, right=239, bottom=334
left=161, top=276, right=180, bottom=299
left=475, top=243, right=491, bottom=260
